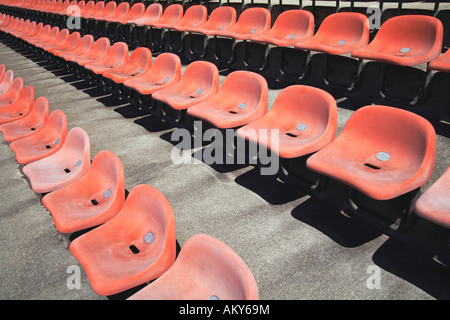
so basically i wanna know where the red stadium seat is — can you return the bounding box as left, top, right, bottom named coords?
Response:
left=0, top=97, right=49, bottom=143
left=43, top=150, right=125, bottom=234
left=151, top=60, right=219, bottom=124
left=9, top=110, right=67, bottom=164
left=0, top=86, right=35, bottom=125
left=69, top=184, right=176, bottom=296
left=352, top=15, right=443, bottom=66
left=22, top=127, right=91, bottom=194
left=306, top=105, right=436, bottom=201
left=429, top=49, right=450, bottom=72
left=294, top=12, right=369, bottom=55
left=236, top=85, right=337, bottom=159
left=414, top=166, right=450, bottom=228
left=187, top=70, right=268, bottom=129
left=128, top=234, right=259, bottom=300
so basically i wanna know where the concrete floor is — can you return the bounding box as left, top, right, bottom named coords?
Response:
left=0, top=17, right=450, bottom=300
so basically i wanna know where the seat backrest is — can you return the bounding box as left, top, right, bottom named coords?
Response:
left=234, top=7, right=271, bottom=31
left=205, top=6, right=237, bottom=30
left=143, top=2, right=162, bottom=21
left=175, top=234, right=259, bottom=300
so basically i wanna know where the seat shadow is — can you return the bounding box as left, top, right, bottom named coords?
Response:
left=134, top=115, right=175, bottom=133
left=372, top=237, right=450, bottom=299
left=291, top=196, right=383, bottom=248
left=235, top=167, right=307, bottom=205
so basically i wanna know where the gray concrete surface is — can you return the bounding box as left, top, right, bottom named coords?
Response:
left=0, top=28, right=450, bottom=301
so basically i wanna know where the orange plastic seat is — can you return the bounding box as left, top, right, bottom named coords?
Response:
left=48, top=31, right=80, bottom=56
left=428, top=49, right=450, bottom=72
left=82, top=0, right=104, bottom=19
left=126, top=2, right=162, bottom=26
left=149, top=4, right=183, bottom=29
left=0, top=97, right=49, bottom=143
left=28, top=26, right=59, bottom=48
left=236, top=85, right=337, bottom=159
left=213, top=7, right=271, bottom=40
left=70, top=37, right=110, bottom=67
left=152, top=61, right=219, bottom=122
left=38, top=28, right=69, bottom=51
left=123, top=52, right=181, bottom=96
left=250, top=9, right=314, bottom=47
left=114, top=2, right=145, bottom=24
left=294, top=12, right=369, bottom=55
left=128, top=234, right=259, bottom=300
left=306, top=105, right=436, bottom=200
left=84, top=42, right=129, bottom=75
left=352, top=15, right=443, bottom=66
left=22, top=127, right=91, bottom=194
left=187, top=70, right=268, bottom=129
left=59, top=34, right=94, bottom=62
left=105, top=2, right=129, bottom=23
left=414, top=166, right=450, bottom=228
left=0, top=77, right=23, bottom=106
left=42, top=150, right=125, bottom=234
left=69, top=184, right=176, bottom=296
left=0, top=70, right=14, bottom=96
left=169, top=5, right=207, bottom=32
left=102, top=47, right=152, bottom=84
left=9, top=110, right=67, bottom=164
left=184, top=6, right=236, bottom=35
left=95, top=1, right=116, bottom=22
left=0, top=86, right=35, bottom=125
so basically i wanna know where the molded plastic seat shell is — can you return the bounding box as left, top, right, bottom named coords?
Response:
left=22, top=127, right=91, bottom=194
left=0, top=86, right=35, bottom=125
left=214, top=7, right=271, bottom=40
left=429, top=49, right=450, bottom=72
left=29, top=26, right=59, bottom=47
left=0, top=97, right=49, bottom=143
left=48, top=31, right=80, bottom=56
left=187, top=71, right=268, bottom=129
left=38, top=29, right=69, bottom=51
left=306, top=105, right=436, bottom=200
left=105, top=2, right=129, bottom=23
left=69, top=184, right=176, bottom=296
left=123, top=52, right=181, bottom=95
left=414, top=166, right=450, bottom=228
left=82, top=1, right=104, bottom=19
left=115, top=3, right=145, bottom=24
left=70, top=37, right=110, bottom=67
left=236, top=85, right=337, bottom=158
left=102, top=47, right=152, bottom=84
left=9, top=110, right=67, bottom=164
left=58, top=34, right=94, bottom=61
left=43, top=150, right=125, bottom=233
left=249, top=9, right=314, bottom=47
left=0, top=70, right=14, bottom=96
left=128, top=234, right=259, bottom=300
left=294, top=12, right=369, bottom=55
left=152, top=61, right=219, bottom=111
left=168, top=5, right=207, bottom=32
left=149, top=4, right=183, bottom=29
left=95, top=1, right=116, bottom=21
left=0, top=77, right=23, bottom=106
left=184, top=6, right=236, bottom=35
left=126, top=3, right=162, bottom=26
left=84, top=42, right=129, bottom=75
left=351, top=15, right=443, bottom=66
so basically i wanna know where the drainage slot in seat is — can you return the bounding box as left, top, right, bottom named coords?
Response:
left=364, top=163, right=381, bottom=170
left=91, top=199, right=99, bottom=205
left=45, top=145, right=51, bottom=149
left=129, top=245, right=140, bottom=254
left=229, top=110, right=238, bottom=114
left=286, top=132, right=297, bottom=138
left=64, top=168, right=71, bottom=173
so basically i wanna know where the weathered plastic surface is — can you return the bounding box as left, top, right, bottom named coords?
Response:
left=128, top=234, right=259, bottom=300
left=306, top=105, right=436, bottom=200
left=187, top=70, right=268, bottom=129
left=102, top=47, right=152, bottom=84
left=70, top=184, right=176, bottom=296
left=237, top=85, right=337, bottom=159
left=43, top=150, right=126, bottom=233
left=22, top=127, right=91, bottom=194
left=352, top=15, right=443, bottom=66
